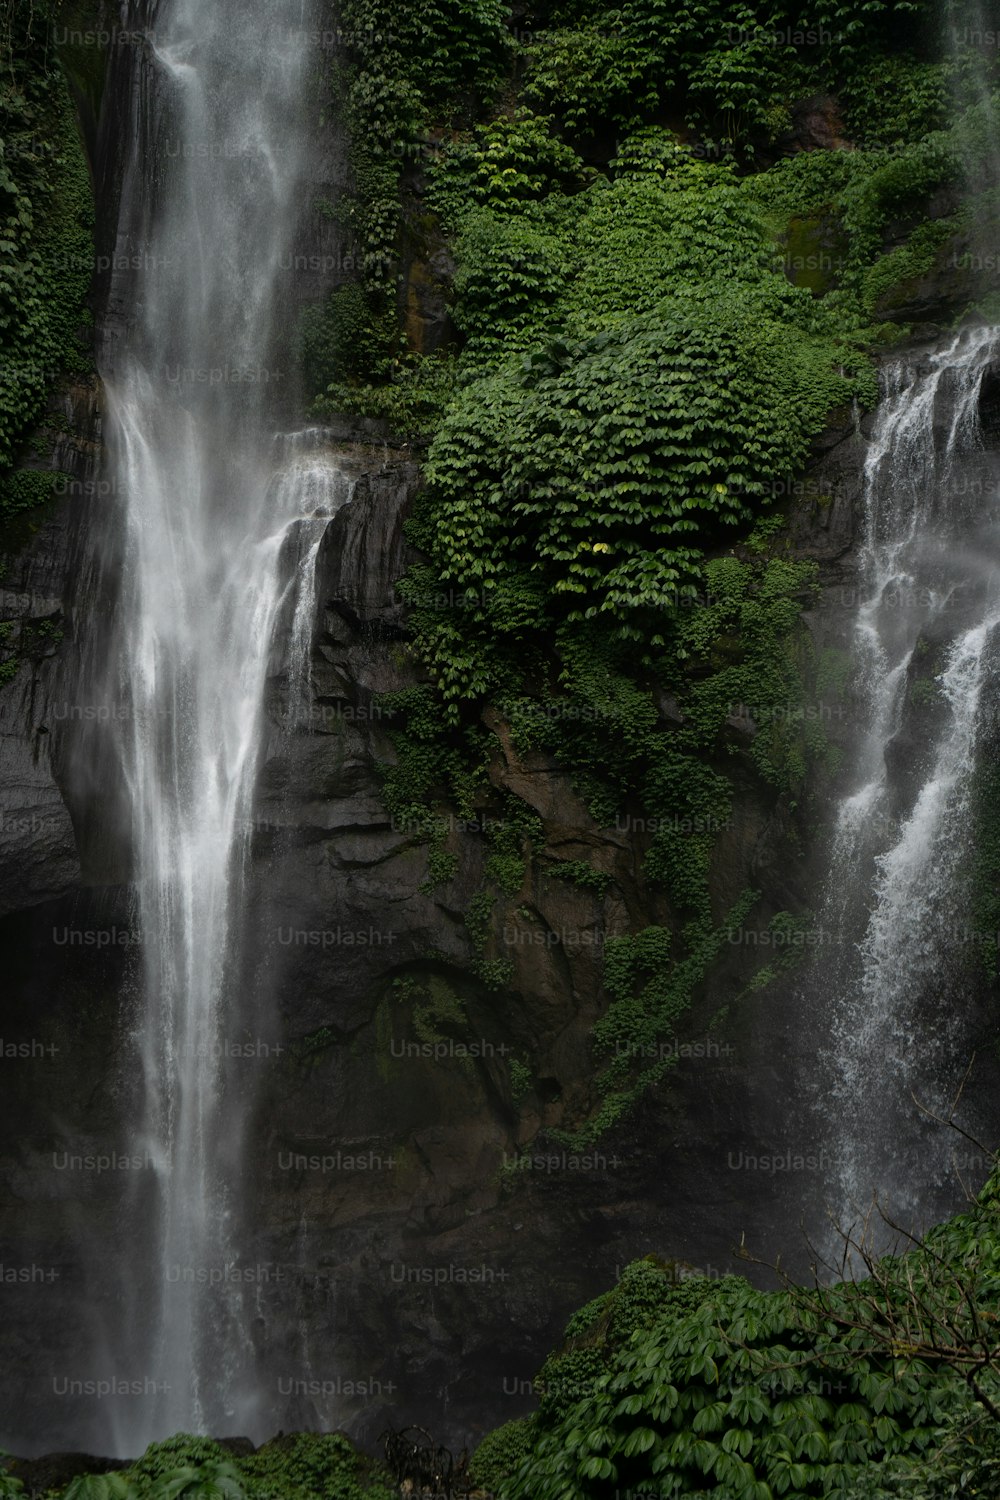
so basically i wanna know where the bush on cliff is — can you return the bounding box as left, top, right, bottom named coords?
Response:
left=474, top=1172, right=1000, bottom=1498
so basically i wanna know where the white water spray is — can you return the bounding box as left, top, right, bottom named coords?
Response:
left=98, top=0, right=349, bottom=1441
left=818, top=325, right=1000, bottom=1228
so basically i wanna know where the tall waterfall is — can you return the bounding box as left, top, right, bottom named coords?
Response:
left=97, top=0, right=346, bottom=1442
left=814, top=324, right=1000, bottom=1240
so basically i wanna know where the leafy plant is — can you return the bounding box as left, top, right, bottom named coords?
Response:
left=126, top=1438, right=233, bottom=1491
left=61, top=1478, right=138, bottom=1500
left=547, top=859, right=612, bottom=896
left=151, top=1464, right=246, bottom=1500
left=509, top=1057, right=533, bottom=1100
left=240, top=1432, right=395, bottom=1500
left=493, top=1261, right=962, bottom=1496
left=426, top=111, right=585, bottom=229
left=469, top=1417, right=536, bottom=1491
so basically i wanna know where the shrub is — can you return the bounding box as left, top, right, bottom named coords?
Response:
left=240, top=1432, right=394, bottom=1500
left=469, top=1417, right=536, bottom=1491
left=61, top=1480, right=137, bottom=1500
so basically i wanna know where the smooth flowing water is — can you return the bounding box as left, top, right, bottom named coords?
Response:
left=816, top=325, right=1000, bottom=1240
left=97, top=0, right=348, bottom=1443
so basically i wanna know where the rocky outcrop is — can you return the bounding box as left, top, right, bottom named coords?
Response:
left=0, top=375, right=105, bottom=917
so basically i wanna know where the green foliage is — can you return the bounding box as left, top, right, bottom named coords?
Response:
left=395, top=971, right=469, bottom=1049
left=741, top=112, right=995, bottom=309
left=423, top=841, right=459, bottom=889
left=299, top=283, right=389, bottom=395
left=410, top=162, right=870, bottom=712
left=334, top=0, right=995, bottom=1151
left=739, top=910, right=822, bottom=994
left=498, top=1270, right=953, bottom=1498
left=450, top=205, right=570, bottom=357
left=126, top=1439, right=232, bottom=1491
left=547, top=859, right=611, bottom=896
left=838, top=136, right=959, bottom=265
left=485, top=1176, right=1000, bottom=1497
left=240, top=1432, right=394, bottom=1500
left=418, top=312, right=855, bottom=665
left=339, top=0, right=508, bottom=115
left=145, top=1464, right=245, bottom=1500
left=311, top=353, right=459, bottom=439
left=121, top=1434, right=394, bottom=1500
left=859, top=1407, right=1000, bottom=1498
left=858, top=213, right=962, bottom=316
left=548, top=892, right=756, bottom=1146
left=61, top=1478, right=137, bottom=1500
left=386, top=145, right=853, bottom=1128
left=0, top=3, right=94, bottom=503
left=516, top=0, right=936, bottom=152
left=509, top=1056, right=533, bottom=1100
left=325, top=0, right=510, bottom=383
left=279, top=1, right=474, bottom=411
left=519, top=20, right=652, bottom=137
left=469, top=1417, right=536, bottom=1491
left=377, top=683, right=489, bottom=836
left=0, top=1466, right=22, bottom=1500
left=839, top=54, right=949, bottom=146
left=426, top=111, right=585, bottom=229
left=0, top=468, right=57, bottom=523
left=666, top=553, right=822, bottom=795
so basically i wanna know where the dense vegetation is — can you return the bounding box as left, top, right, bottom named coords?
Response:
left=304, top=0, right=1000, bottom=1144
left=0, top=0, right=93, bottom=524
left=469, top=1164, right=1000, bottom=1498
left=1, top=1432, right=396, bottom=1499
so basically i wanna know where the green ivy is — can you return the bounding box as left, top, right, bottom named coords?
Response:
left=516, top=0, right=938, bottom=153
left=547, top=859, right=612, bottom=896
left=425, top=110, right=585, bottom=229
left=548, top=890, right=758, bottom=1146
left=509, top=1056, right=533, bottom=1100
left=0, top=1, right=94, bottom=509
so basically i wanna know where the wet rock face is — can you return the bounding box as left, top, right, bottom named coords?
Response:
left=0, top=500, right=80, bottom=917
left=0, top=424, right=830, bottom=1452
left=208, top=427, right=863, bottom=1447
left=0, top=380, right=928, bottom=1450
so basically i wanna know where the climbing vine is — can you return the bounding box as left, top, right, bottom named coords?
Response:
left=0, top=0, right=94, bottom=519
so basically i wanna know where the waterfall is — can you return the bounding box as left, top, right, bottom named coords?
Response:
left=272, top=437, right=357, bottom=727
left=814, top=324, right=1000, bottom=1241
left=94, top=0, right=347, bottom=1444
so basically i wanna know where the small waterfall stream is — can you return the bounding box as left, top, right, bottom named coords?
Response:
left=813, top=325, right=1000, bottom=1237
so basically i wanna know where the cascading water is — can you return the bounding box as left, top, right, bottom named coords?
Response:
left=811, top=324, right=1000, bottom=1241
left=94, top=0, right=349, bottom=1444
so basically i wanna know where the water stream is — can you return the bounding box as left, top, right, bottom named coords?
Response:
left=97, top=0, right=347, bottom=1443
left=814, top=325, right=1000, bottom=1242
